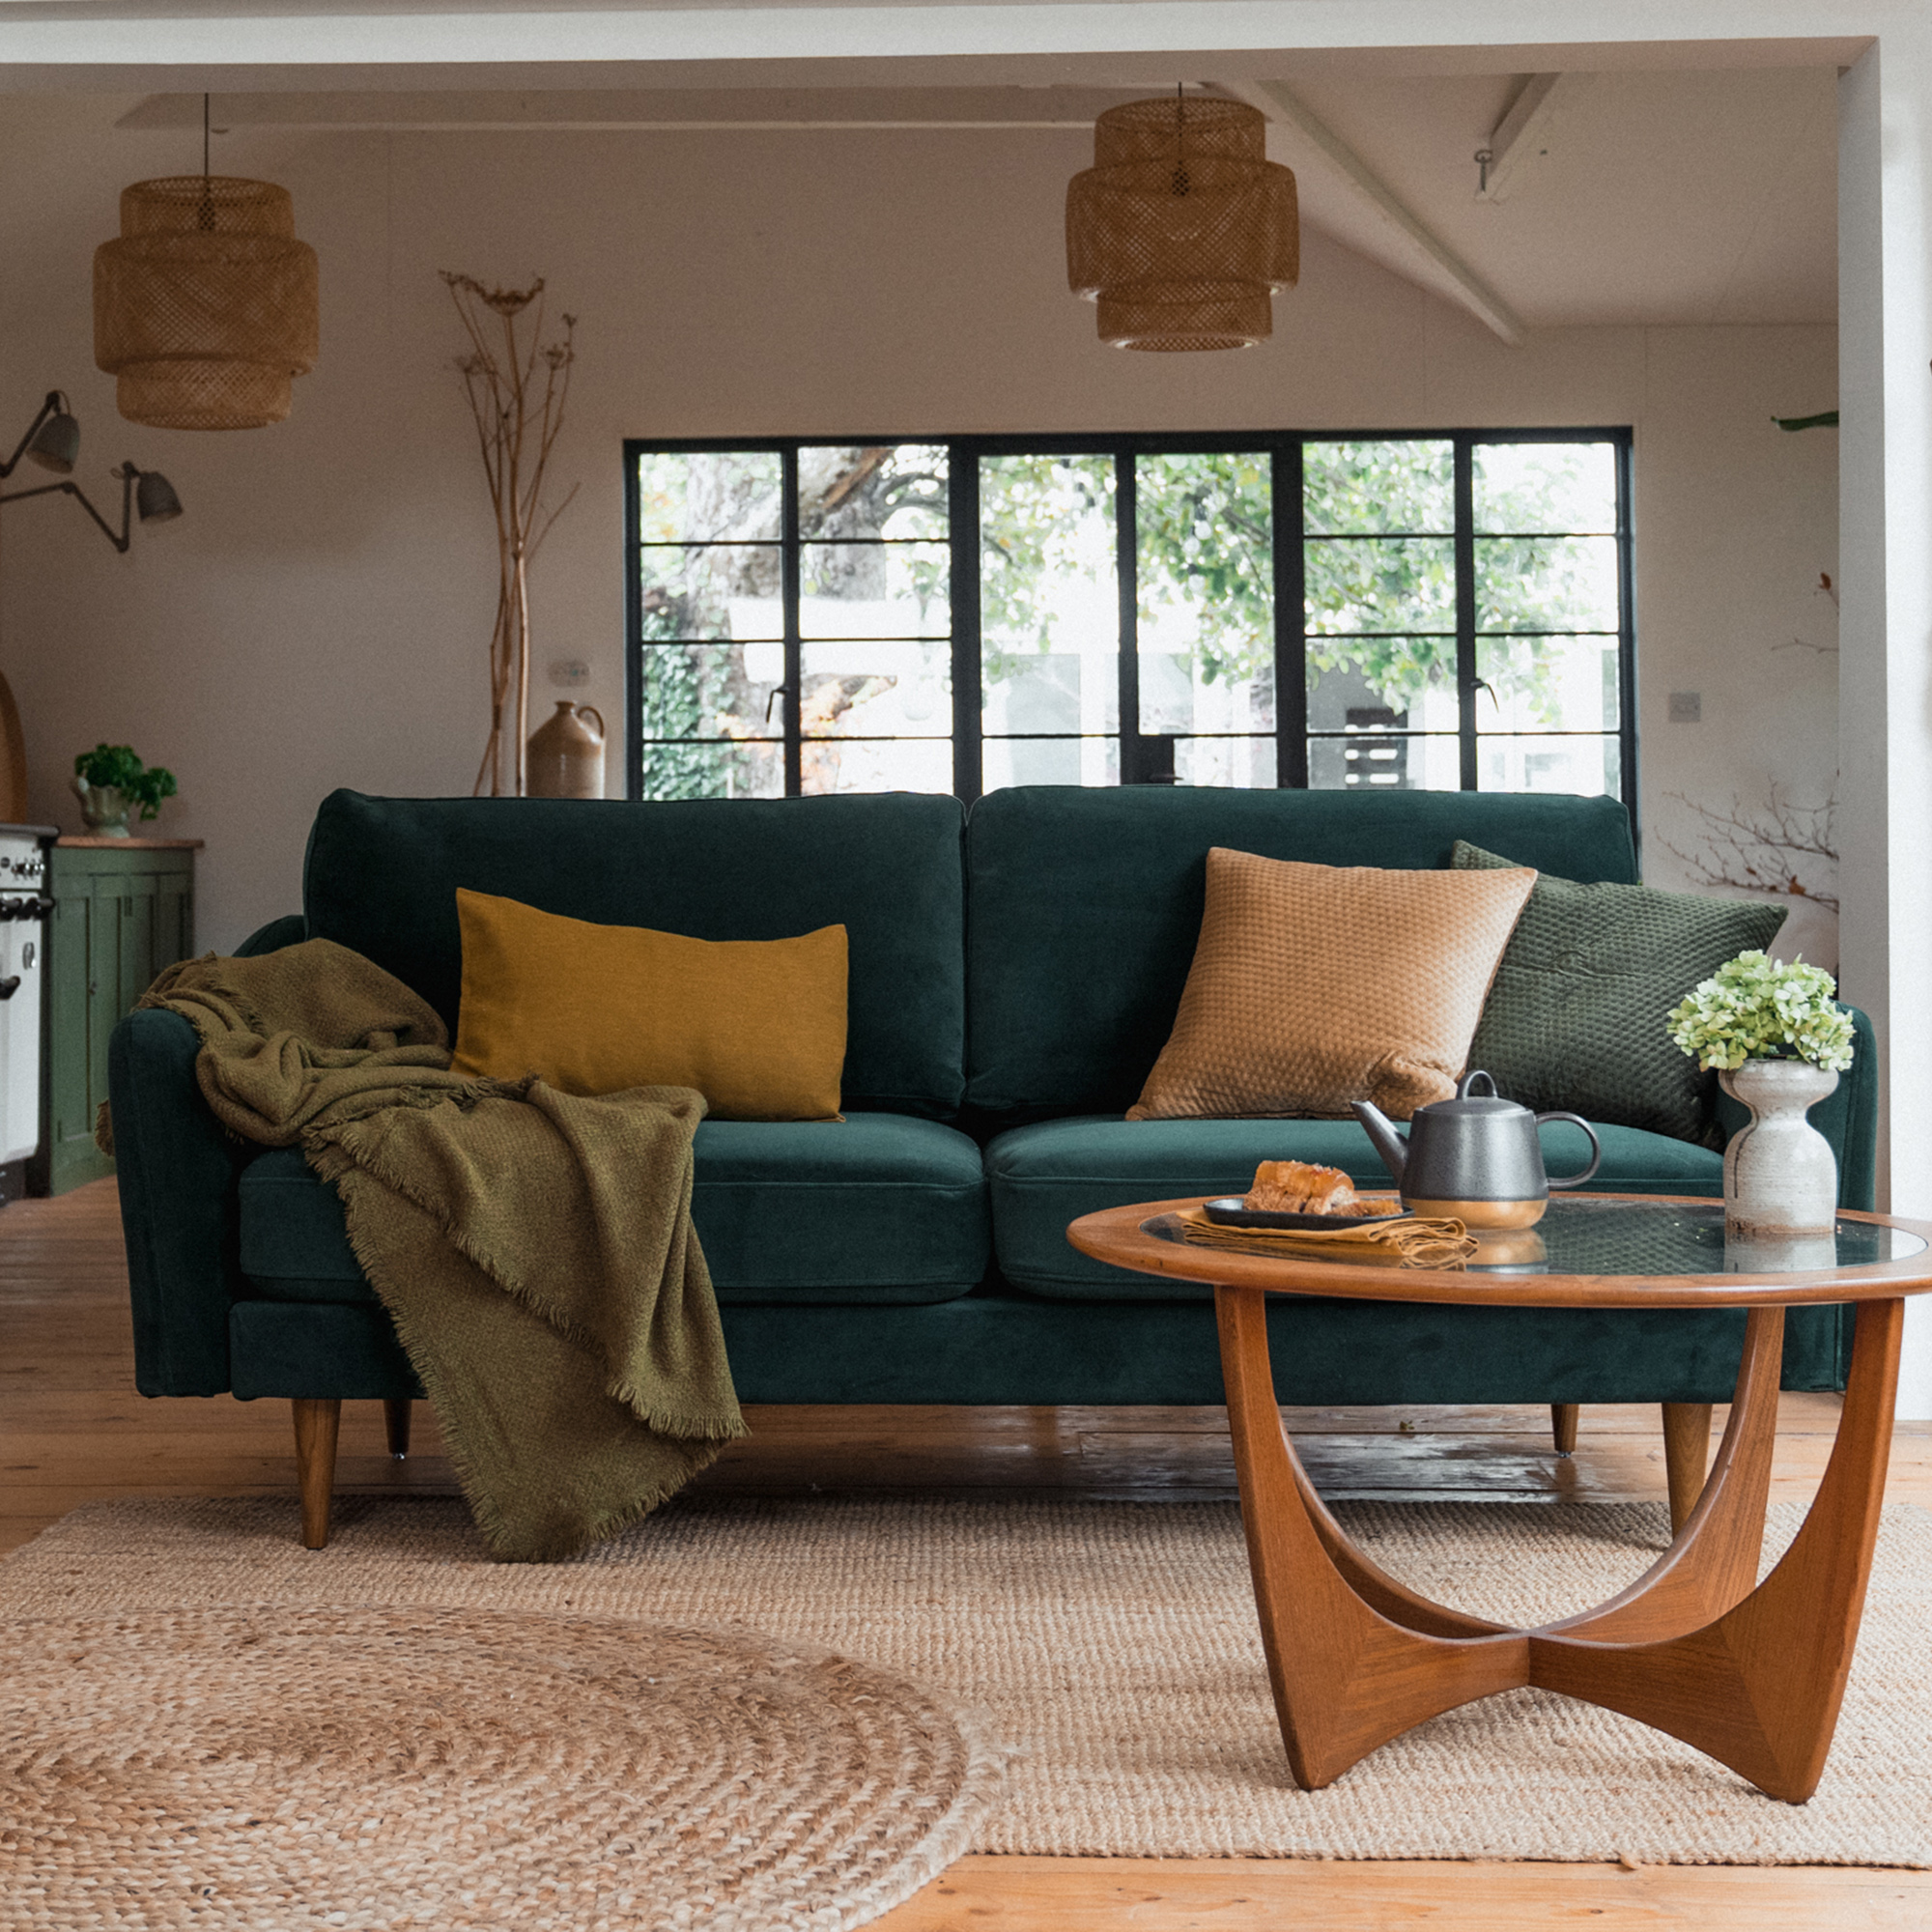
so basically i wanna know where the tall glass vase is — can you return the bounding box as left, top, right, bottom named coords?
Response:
left=1719, top=1057, right=1838, bottom=1235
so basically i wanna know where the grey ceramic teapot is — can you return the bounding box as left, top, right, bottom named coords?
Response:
left=1351, top=1070, right=1601, bottom=1229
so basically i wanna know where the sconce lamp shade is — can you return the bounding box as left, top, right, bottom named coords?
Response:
left=26, top=408, right=79, bottom=474
left=94, top=176, right=319, bottom=430
left=133, top=469, right=184, bottom=524
left=1066, top=97, right=1297, bottom=352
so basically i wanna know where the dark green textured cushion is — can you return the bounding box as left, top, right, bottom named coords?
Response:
left=964, top=786, right=1636, bottom=1119
left=302, top=790, right=967, bottom=1118
left=1453, top=840, right=1787, bottom=1148
left=984, top=1113, right=1721, bottom=1300
left=239, top=1112, right=990, bottom=1306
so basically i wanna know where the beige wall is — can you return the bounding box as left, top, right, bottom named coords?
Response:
left=0, top=98, right=1837, bottom=957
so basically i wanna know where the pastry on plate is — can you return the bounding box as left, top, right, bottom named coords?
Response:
left=1244, top=1160, right=1359, bottom=1215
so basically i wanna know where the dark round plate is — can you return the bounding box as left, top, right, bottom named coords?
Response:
left=1202, top=1196, right=1406, bottom=1233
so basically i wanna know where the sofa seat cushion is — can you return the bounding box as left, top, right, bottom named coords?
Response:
left=238, top=1112, right=990, bottom=1307
left=986, top=1114, right=1723, bottom=1300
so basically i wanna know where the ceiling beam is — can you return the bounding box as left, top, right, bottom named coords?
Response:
left=1221, top=75, right=1526, bottom=348
left=1477, top=71, right=1578, bottom=202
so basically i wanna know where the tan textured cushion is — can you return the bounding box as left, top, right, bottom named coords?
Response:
left=1127, top=848, right=1536, bottom=1122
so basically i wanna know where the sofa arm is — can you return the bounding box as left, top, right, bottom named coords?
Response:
left=1712, top=1003, right=1878, bottom=1211
left=108, top=1008, right=251, bottom=1396
left=235, top=913, right=305, bottom=956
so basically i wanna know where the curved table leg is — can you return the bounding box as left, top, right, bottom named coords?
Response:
left=1216, top=1285, right=1528, bottom=1789
left=1215, top=1287, right=1899, bottom=1803
left=1546, top=1306, right=1782, bottom=1643
left=1529, top=1297, right=1903, bottom=1803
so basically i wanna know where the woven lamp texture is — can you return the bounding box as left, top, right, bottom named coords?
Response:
left=94, top=176, right=320, bottom=430
left=1066, top=98, right=1297, bottom=352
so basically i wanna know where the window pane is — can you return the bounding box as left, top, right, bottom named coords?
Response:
left=1307, top=640, right=1458, bottom=734
left=798, top=444, right=949, bottom=540
left=800, top=542, right=950, bottom=638
left=801, top=737, right=952, bottom=796
left=980, top=455, right=1121, bottom=754
left=1475, top=534, right=1620, bottom=633
left=1478, top=733, right=1619, bottom=798
left=1309, top=733, right=1462, bottom=792
left=1174, top=736, right=1276, bottom=788
left=639, top=641, right=782, bottom=742
left=1306, top=538, right=1456, bottom=634
left=1475, top=635, right=1620, bottom=734
left=1135, top=451, right=1273, bottom=736
left=1474, top=442, right=1617, bottom=535
left=638, top=738, right=783, bottom=802
left=638, top=451, right=782, bottom=544
left=639, top=545, right=782, bottom=641
left=981, top=736, right=1120, bottom=790
left=800, top=639, right=951, bottom=738
left=1305, top=440, right=1453, bottom=533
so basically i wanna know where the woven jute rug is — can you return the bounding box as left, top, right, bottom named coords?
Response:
left=0, top=1596, right=1005, bottom=1930
left=4, top=1493, right=1930, bottom=1874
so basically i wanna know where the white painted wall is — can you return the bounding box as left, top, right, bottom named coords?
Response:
left=0, top=99, right=1838, bottom=959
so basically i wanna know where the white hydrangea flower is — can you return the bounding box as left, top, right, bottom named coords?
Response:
left=1665, top=950, right=1856, bottom=1073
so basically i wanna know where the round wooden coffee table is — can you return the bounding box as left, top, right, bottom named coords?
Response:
left=1065, top=1192, right=1932, bottom=1804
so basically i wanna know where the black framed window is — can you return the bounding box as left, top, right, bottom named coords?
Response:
left=626, top=428, right=1635, bottom=813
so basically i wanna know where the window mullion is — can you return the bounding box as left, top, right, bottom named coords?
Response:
left=1275, top=440, right=1307, bottom=789
left=1616, top=433, right=1640, bottom=838
left=951, top=445, right=982, bottom=807
left=1116, top=452, right=1140, bottom=782
left=781, top=445, right=803, bottom=798
left=1453, top=437, right=1478, bottom=791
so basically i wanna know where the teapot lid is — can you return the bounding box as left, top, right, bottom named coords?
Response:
left=1419, top=1069, right=1529, bottom=1116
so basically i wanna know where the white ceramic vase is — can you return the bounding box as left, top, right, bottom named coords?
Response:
left=1719, top=1057, right=1839, bottom=1235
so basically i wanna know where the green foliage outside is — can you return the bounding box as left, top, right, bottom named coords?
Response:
left=72, top=743, right=178, bottom=820
left=636, top=439, right=1619, bottom=798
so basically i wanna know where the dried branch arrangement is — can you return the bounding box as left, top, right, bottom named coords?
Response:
left=442, top=272, right=579, bottom=796
left=1659, top=786, right=1839, bottom=915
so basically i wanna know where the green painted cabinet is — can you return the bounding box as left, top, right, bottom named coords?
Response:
left=38, top=838, right=198, bottom=1195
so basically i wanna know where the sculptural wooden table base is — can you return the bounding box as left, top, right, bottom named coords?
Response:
left=1066, top=1195, right=1932, bottom=1803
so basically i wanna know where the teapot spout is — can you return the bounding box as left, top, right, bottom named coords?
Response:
left=1350, top=1099, right=1407, bottom=1186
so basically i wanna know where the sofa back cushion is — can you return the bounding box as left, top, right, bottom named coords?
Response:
left=963, top=785, right=1636, bottom=1120
left=303, top=790, right=967, bottom=1118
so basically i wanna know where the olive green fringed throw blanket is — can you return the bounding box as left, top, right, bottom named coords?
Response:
left=119, top=939, right=746, bottom=1562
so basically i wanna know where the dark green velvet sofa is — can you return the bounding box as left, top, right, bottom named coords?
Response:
left=109, top=785, right=1875, bottom=1540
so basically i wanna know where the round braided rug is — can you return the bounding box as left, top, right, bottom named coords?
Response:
left=0, top=1605, right=1006, bottom=1931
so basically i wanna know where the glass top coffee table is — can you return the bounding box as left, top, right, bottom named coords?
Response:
left=1065, top=1193, right=1932, bottom=1804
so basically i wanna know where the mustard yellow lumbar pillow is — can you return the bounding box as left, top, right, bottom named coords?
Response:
left=451, top=889, right=847, bottom=1121
left=1127, top=847, right=1536, bottom=1122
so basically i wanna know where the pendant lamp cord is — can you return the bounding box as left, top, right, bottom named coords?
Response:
left=1171, top=82, right=1190, bottom=197
left=197, top=94, right=214, bottom=231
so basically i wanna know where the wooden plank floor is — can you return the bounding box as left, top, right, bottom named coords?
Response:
left=5, top=1179, right=1929, bottom=1927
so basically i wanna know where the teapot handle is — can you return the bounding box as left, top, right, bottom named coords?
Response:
left=1534, top=1112, right=1602, bottom=1188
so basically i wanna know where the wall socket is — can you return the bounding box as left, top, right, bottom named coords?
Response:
left=548, top=658, right=591, bottom=689
left=1667, top=691, right=1702, bottom=724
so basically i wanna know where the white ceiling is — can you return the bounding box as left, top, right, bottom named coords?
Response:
left=115, top=59, right=1841, bottom=334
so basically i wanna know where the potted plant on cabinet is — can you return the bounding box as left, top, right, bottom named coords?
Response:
left=72, top=743, right=177, bottom=838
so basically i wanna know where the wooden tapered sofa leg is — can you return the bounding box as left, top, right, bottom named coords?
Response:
left=383, top=1397, right=412, bottom=1460
left=1661, top=1401, right=1715, bottom=1533
left=1550, top=1403, right=1579, bottom=1457
left=292, top=1398, right=342, bottom=1548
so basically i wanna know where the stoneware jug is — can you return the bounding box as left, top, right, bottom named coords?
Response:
left=526, top=701, right=606, bottom=800
left=1719, top=1056, right=1838, bottom=1236
left=1352, top=1070, right=1602, bottom=1230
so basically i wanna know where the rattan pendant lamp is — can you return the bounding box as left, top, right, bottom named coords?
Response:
left=93, top=97, right=319, bottom=429
left=1065, top=92, right=1297, bottom=351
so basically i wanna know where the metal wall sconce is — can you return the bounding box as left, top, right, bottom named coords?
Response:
left=0, top=390, right=184, bottom=553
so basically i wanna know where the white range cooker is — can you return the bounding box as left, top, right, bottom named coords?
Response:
left=0, top=826, right=56, bottom=1179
